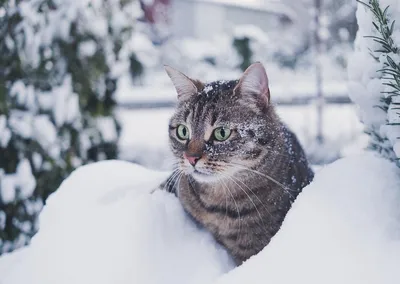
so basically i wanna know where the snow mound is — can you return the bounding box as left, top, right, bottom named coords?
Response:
left=1, top=154, right=400, bottom=284
left=1, top=161, right=234, bottom=284
left=215, top=154, right=400, bottom=284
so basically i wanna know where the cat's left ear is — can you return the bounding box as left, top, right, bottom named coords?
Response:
left=234, top=62, right=270, bottom=105
left=164, top=65, right=203, bottom=101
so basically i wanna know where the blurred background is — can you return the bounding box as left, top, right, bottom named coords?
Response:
left=0, top=0, right=367, bottom=253
left=118, top=0, right=366, bottom=168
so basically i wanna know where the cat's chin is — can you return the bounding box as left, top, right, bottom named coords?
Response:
left=191, top=173, right=219, bottom=183
left=186, top=169, right=220, bottom=183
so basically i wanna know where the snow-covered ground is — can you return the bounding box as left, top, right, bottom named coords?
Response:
left=117, top=103, right=368, bottom=169
left=215, top=154, right=400, bottom=284
left=0, top=161, right=234, bottom=284
left=1, top=153, right=399, bottom=284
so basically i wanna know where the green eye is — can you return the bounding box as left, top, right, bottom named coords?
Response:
left=213, top=127, right=231, bottom=141
left=176, top=124, right=189, bottom=140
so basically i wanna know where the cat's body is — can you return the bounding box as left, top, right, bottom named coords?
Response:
left=159, top=63, right=313, bottom=265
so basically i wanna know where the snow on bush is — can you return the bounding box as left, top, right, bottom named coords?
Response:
left=1, top=154, right=400, bottom=284
left=348, top=0, right=400, bottom=166
left=0, top=0, right=149, bottom=253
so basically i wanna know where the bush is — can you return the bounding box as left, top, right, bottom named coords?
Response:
left=348, top=0, right=400, bottom=166
left=0, top=0, right=144, bottom=254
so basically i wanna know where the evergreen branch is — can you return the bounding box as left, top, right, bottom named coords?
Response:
left=362, top=0, right=400, bottom=165
left=356, top=0, right=371, bottom=9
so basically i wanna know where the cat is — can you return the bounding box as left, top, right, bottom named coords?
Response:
left=159, top=62, right=314, bottom=265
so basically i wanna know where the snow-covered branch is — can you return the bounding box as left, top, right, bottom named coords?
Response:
left=348, top=0, right=400, bottom=166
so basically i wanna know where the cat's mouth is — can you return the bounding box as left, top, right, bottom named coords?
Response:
left=193, top=168, right=209, bottom=175
left=181, top=164, right=215, bottom=181
left=187, top=166, right=208, bottom=176
left=187, top=166, right=226, bottom=183
left=180, top=159, right=230, bottom=182
left=191, top=170, right=216, bottom=182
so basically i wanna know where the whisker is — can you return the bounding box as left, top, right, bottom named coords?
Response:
left=230, top=174, right=273, bottom=219
left=153, top=168, right=181, bottom=194
left=160, top=158, right=180, bottom=170
left=216, top=176, right=232, bottom=225
left=219, top=171, right=269, bottom=235
left=218, top=174, right=242, bottom=241
left=165, top=170, right=181, bottom=190
left=175, top=171, right=184, bottom=196
left=228, top=162, right=297, bottom=198
left=187, top=175, right=200, bottom=196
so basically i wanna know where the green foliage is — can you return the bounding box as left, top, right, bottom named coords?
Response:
left=358, top=0, right=400, bottom=166
left=0, top=0, right=143, bottom=253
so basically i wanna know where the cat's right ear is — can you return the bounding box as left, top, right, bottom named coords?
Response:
left=164, top=65, right=199, bottom=101
left=234, top=62, right=270, bottom=106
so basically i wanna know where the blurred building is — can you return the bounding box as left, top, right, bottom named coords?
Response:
left=170, top=0, right=311, bottom=40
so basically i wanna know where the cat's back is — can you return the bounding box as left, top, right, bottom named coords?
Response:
left=280, top=123, right=314, bottom=191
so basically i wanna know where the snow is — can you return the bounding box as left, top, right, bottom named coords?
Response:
left=78, top=40, right=97, bottom=57
left=33, top=115, right=58, bottom=151
left=129, top=32, right=160, bottom=68
left=0, top=161, right=234, bottom=284
left=8, top=111, right=34, bottom=139
left=203, top=84, right=214, bottom=93
left=394, top=142, right=400, bottom=157
left=2, top=0, right=399, bottom=281
left=52, top=76, right=81, bottom=127
left=215, top=154, right=400, bottom=284
left=0, top=159, right=36, bottom=204
left=115, top=81, right=348, bottom=107
left=195, top=0, right=297, bottom=19
left=0, top=7, right=5, bottom=18
left=10, top=81, right=36, bottom=109
left=96, top=117, right=118, bottom=143
left=0, top=115, right=11, bottom=147
left=117, top=108, right=174, bottom=170
left=1, top=0, right=139, bottom=253
left=233, top=25, right=269, bottom=43
left=1, top=154, right=400, bottom=284
left=348, top=1, right=400, bottom=162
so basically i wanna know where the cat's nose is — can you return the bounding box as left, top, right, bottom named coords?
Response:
left=184, top=152, right=202, bottom=166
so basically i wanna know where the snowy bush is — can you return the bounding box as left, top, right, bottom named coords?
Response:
left=0, top=0, right=146, bottom=254
left=348, top=0, right=400, bottom=166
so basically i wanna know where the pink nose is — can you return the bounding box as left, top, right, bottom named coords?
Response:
left=184, top=153, right=201, bottom=166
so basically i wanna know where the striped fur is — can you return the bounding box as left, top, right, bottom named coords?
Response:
left=159, top=64, right=314, bottom=265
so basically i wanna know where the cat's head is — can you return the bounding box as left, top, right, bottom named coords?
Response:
left=166, top=63, right=281, bottom=183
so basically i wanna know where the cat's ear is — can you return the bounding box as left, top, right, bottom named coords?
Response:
left=234, top=62, right=270, bottom=105
left=164, top=65, right=201, bottom=101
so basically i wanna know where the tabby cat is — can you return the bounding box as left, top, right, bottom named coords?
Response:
left=159, top=62, right=314, bottom=265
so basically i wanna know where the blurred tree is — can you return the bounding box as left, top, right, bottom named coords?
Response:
left=233, top=37, right=253, bottom=72
left=304, top=0, right=357, bottom=67
left=0, top=0, right=144, bottom=254
left=322, top=0, right=357, bottom=47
